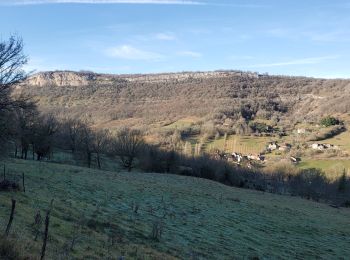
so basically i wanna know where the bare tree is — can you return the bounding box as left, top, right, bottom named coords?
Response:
left=92, top=129, right=110, bottom=169
left=61, top=118, right=85, bottom=153
left=112, top=128, right=144, bottom=172
left=33, top=114, right=59, bottom=160
left=13, top=106, right=38, bottom=159
left=78, top=125, right=94, bottom=168
left=0, top=35, right=34, bottom=155
left=0, top=35, right=29, bottom=111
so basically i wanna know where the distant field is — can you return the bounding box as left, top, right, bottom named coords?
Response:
left=1, top=159, right=350, bottom=259
left=298, top=159, right=350, bottom=177
left=323, top=130, right=350, bottom=152
left=204, top=135, right=271, bottom=154
left=162, top=117, right=200, bottom=129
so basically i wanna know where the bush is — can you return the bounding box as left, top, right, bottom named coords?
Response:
left=338, top=169, right=348, bottom=192
left=320, top=116, right=340, bottom=127
left=0, top=237, right=19, bottom=260
left=138, top=146, right=178, bottom=173
left=289, top=168, right=328, bottom=201
left=0, top=180, right=20, bottom=191
left=0, top=236, right=32, bottom=260
left=249, top=122, right=272, bottom=133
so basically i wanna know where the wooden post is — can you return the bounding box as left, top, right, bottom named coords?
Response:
left=5, top=199, right=16, bottom=237
left=41, top=212, right=50, bottom=260
left=41, top=199, right=54, bottom=260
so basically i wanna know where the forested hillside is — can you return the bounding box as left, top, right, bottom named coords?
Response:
left=16, top=70, right=350, bottom=132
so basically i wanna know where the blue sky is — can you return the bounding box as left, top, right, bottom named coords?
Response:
left=1, top=0, right=350, bottom=78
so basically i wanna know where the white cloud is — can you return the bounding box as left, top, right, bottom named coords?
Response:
left=246, top=56, right=339, bottom=68
left=106, top=45, right=164, bottom=60
left=2, top=0, right=204, bottom=5
left=177, top=51, right=202, bottom=58
left=155, top=33, right=177, bottom=41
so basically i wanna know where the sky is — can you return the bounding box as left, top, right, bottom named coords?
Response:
left=1, top=0, right=350, bottom=78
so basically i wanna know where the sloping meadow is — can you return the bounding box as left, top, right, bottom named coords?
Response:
left=0, top=159, right=350, bottom=259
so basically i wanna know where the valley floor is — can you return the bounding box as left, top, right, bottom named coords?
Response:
left=0, top=159, right=350, bottom=259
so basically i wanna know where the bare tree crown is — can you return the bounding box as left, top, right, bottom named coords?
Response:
left=0, top=35, right=28, bottom=88
left=0, top=35, right=31, bottom=111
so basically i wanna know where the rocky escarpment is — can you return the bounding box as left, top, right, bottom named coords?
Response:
left=24, top=71, right=97, bottom=87
left=23, top=70, right=263, bottom=87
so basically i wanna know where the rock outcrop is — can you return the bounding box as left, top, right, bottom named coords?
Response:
left=24, top=71, right=96, bottom=87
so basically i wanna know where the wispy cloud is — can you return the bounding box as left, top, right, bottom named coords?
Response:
left=155, top=32, right=177, bottom=41
left=306, top=30, right=350, bottom=43
left=1, top=0, right=205, bottom=5
left=265, top=27, right=350, bottom=43
left=246, top=55, right=339, bottom=68
left=106, top=45, right=164, bottom=60
left=177, top=51, right=202, bottom=58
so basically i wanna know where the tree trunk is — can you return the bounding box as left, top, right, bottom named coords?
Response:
left=14, top=145, right=17, bottom=158
left=87, top=152, right=91, bottom=168
left=32, top=143, right=35, bottom=160
left=127, top=157, right=133, bottom=172
left=97, top=153, right=101, bottom=169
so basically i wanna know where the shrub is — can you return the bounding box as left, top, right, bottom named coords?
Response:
left=249, top=122, right=272, bottom=133
left=0, top=236, right=32, bottom=260
left=0, top=180, right=20, bottom=191
left=338, top=169, right=348, bottom=192
left=0, top=237, right=20, bottom=259
left=289, top=168, right=328, bottom=201
left=343, top=201, right=350, bottom=207
left=320, top=116, right=340, bottom=127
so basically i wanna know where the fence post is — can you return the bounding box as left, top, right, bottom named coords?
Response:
left=5, top=199, right=16, bottom=237
left=41, top=199, right=54, bottom=260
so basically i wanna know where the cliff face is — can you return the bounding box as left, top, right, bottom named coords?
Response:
left=23, top=70, right=259, bottom=87
left=24, top=71, right=96, bottom=87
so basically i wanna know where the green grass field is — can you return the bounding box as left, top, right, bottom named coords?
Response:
left=203, top=135, right=271, bottom=154
left=162, top=117, right=200, bottom=130
left=298, top=159, right=350, bottom=177
left=323, top=130, right=350, bottom=153
left=1, top=159, right=350, bottom=259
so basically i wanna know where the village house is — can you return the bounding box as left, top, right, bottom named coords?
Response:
left=297, top=128, right=306, bottom=134
left=279, top=143, right=292, bottom=151
left=231, top=152, right=244, bottom=163
left=267, top=142, right=279, bottom=151
left=311, top=143, right=325, bottom=150
left=247, top=154, right=265, bottom=161
left=311, top=143, right=339, bottom=150
left=290, top=156, right=301, bottom=164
